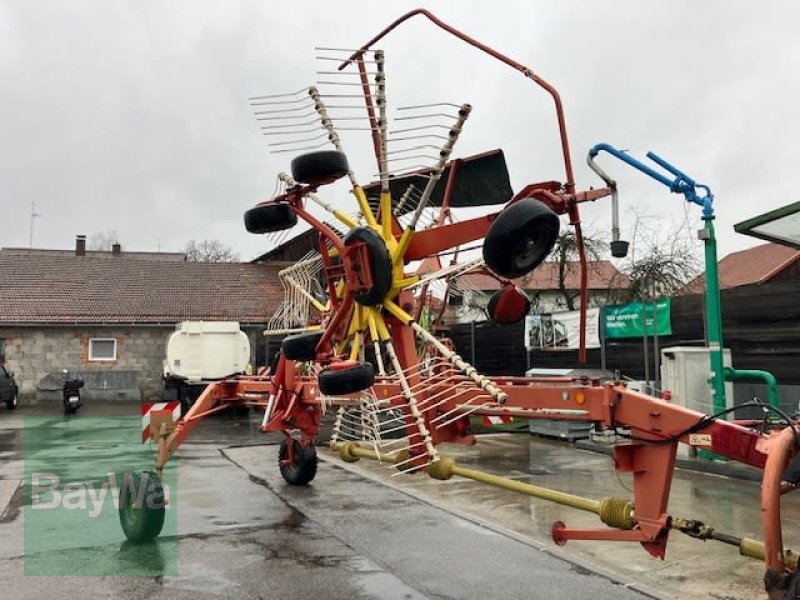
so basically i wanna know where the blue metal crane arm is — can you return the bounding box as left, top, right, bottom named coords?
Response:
left=588, top=143, right=714, bottom=218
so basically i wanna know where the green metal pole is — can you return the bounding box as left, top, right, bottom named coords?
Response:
left=702, top=217, right=727, bottom=415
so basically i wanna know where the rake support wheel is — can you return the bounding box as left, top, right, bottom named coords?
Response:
left=118, top=470, right=166, bottom=543
left=483, top=198, right=560, bottom=279
left=291, top=150, right=349, bottom=187
left=279, top=439, right=318, bottom=485
left=245, top=203, right=297, bottom=234
left=282, top=331, right=324, bottom=362
left=319, top=362, right=375, bottom=396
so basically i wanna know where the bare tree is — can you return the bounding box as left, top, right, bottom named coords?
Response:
left=542, top=228, right=607, bottom=310
left=618, top=210, right=702, bottom=302
left=88, top=230, right=118, bottom=251
left=183, top=239, right=240, bottom=262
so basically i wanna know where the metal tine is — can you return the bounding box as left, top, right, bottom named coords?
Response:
left=253, top=106, right=316, bottom=116
left=391, top=456, right=432, bottom=474
left=314, top=46, right=369, bottom=52
left=260, top=119, right=320, bottom=128
left=398, top=102, right=464, bottom=110
left=395, top=113, right=460, bottom=122
left=388, top=134, right=450, bottom=143
left=418, top=385, right=468, bottom=414
left=248, top=87, right=308, bottom=101
left=398, top=192, right=422, bottom=207
left=389, top=166, right=443, bottom=178
left=386, top=155, right=439, bottom=163
left=319, top=115, right=374, bottom=121
left=269, top=141, right=331, bottom=154
left=386, top=145, right=444, bottom=155
left=267, top=133, right=328, bottom=147
left=250, top=97, right=311, bottom=107
left=434, top=404, right=485, bottom=430
left=256, top=111, right=317, bottom=120
left=393, top=185, right=418, bottom=215
left=317, top=81, right=369, bottom=87
left=317, top=94, right=374, bottom=99
left=390, top=124, right=452, bottom=134
left=315, top=56, right=379, bottom=63
left=317, top=104, right=374, bottom=109
left=316, top=70, right=376, bottom=76
left=261, top=125, right=321, bottom=134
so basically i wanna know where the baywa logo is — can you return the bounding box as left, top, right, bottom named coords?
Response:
left=30, top=471, right=169, bottom=517
left=23, top=416, right=177, bottom=576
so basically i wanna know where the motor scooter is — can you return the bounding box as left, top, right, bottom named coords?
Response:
left=63, top=370, right=84, bottom=414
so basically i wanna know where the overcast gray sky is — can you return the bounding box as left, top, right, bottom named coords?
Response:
left=2, top=0, right=798, bottom=262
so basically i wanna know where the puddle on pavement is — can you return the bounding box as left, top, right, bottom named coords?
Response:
left=329, top=434, right=800, bottom=599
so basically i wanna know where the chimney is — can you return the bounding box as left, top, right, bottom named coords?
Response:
left=75, top=235, right=86, bottom=257
left=112, top=242, right=121, bottom=255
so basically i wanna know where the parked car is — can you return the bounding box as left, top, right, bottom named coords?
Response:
left=0, top=363, right=18, bottom=410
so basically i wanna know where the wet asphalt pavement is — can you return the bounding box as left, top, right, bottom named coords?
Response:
left=0, top=401, right=791, bottom=598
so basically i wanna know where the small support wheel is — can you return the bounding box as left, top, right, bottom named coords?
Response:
left=483, top=198, right=560, bottom=278
left=281, top=331, right=324, bottom=362
left=279, top=439, right=318, bottom=485
left=244, top=202, right=297, bottom=234
left=291, top=150, right=349, bottom=186
left=118, top=470, right=166, bottom=543
left=319, top=362, right=375, bottom=396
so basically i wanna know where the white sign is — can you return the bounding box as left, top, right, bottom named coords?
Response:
left=525, top=308, right=601, bottom=351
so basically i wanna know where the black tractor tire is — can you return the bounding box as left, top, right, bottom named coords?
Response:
left=244, top=203, right=297, bottom=234
left=118, top=470, right=167, bottom=543
left=291, top=150, right=349, bottom=187
left=343, top=227, right=393, bottom=306
left=483, top=199, right=560, bottom=279
left=318, top=362, right=375, bottom=396
left=281, top=331, right=324, bottom=362
left=279, top=439, right=318, bottom=485
left=6, top=391, right=17, bottom=410
left=487, top=286, right=531, bottom=325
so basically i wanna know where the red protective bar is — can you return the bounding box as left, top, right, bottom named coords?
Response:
left=338, top=8, right=575, bottom=193
left=570, top=208, right=589, bottom=364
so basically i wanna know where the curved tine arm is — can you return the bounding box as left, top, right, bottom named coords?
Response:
left=339, top=8, right=575, bottom=193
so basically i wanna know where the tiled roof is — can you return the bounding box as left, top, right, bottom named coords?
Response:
left=0, top=254, right=284, bottom=325
left=1, top=247, right=187, bottom=261
left=682, top=242, right=800, bottom=294
left=457, top=260, right=629, bottom=291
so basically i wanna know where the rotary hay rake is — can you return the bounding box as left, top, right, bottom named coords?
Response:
left=121, top=10, right=800, bottom=598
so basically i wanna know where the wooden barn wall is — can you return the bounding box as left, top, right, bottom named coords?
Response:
left=449, top=281, right=800, bottom=385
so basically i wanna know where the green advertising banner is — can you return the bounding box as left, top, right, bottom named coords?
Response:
left=603, top=298, right=672, bottom=339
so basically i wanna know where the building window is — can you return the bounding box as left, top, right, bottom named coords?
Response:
left=89, top=338, right=116, bottom=361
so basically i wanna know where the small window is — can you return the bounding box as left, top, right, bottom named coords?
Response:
left=89, top=338, right=116, bottom=361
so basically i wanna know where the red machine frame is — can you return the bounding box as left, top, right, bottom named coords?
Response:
left=148, top=10, right=800, bottom=599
